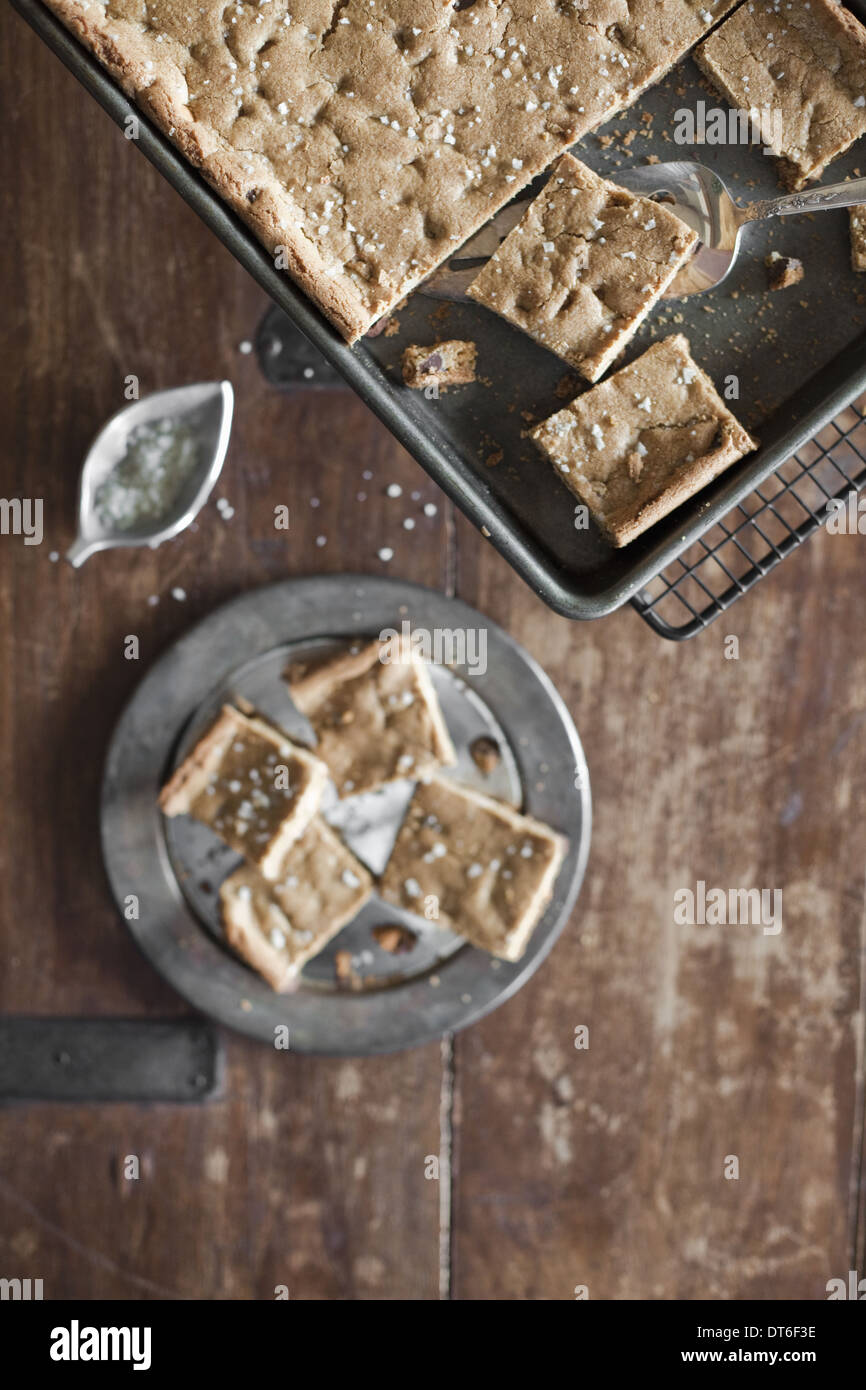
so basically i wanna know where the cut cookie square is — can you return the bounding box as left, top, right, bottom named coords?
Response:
left=530, top=334, right=758, bottom=548
left=219, top=817, right=373, bottom=991
left=468, top=153, right=698, bottom=383
left=402, top=340, right=477, bottom=391
left=159, top=704, right=327, bottom=879
left=696, top=0, right=866, bottom=190
left=287, top=638, right=456, bottom=798
left=379, top=775, right=568, bottom=962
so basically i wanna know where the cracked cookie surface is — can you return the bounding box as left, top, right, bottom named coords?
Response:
left=379, top=774, right=568, bottom=961
left=530, top=333, right=758, bottom=547
left=850, top=207, right=866, bottom=271
left=467, top=152, right=697, bottom=381
left=286, top=636, right=456, bottom=797
left=45, top=0, right=737, bottom=339
left=697, top=0, right=866, bottom=190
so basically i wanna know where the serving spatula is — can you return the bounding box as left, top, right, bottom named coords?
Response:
left=421, top=162, right=866, bottom=301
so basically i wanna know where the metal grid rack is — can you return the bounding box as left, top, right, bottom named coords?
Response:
left=632, top=395, right=866, bottom=640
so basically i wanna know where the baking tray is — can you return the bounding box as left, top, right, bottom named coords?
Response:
left=15, top=0, right=866, bottom=620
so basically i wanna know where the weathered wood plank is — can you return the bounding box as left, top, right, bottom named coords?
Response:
left=453, top=521, right=866, bottom=1298
left=0, top=10, right=445, bottom=1300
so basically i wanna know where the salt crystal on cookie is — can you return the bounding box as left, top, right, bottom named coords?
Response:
left=159, top=704, right=327, bottom=880
left=219, top=817, right=373, bottom=991
left=287, top=637, right=455, bottom=798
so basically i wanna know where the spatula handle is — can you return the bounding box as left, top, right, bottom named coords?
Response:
left=741, top=175, right=866, bottom=223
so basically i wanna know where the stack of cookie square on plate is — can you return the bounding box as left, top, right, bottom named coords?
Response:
left=160, top=636, right=569, bottom=989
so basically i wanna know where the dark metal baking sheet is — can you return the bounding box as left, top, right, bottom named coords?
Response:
left=15, top=0, right=866, bottom=619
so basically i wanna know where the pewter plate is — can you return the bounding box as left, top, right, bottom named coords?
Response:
left=101, top=576, right=591, bottom=1054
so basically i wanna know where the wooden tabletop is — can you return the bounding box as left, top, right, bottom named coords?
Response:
left=2, top=6, right=865, bottom=1301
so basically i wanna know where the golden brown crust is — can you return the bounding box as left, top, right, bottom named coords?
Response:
left=219, top=817, right=373, bottom=990
left=468, top=153, right=698, bottom=383
left=696, top=0, right=866, bottom=191
left=379, top=774, right=567, bottom=962
left=531, top=334, right=758, bottom=548
left=45, top=0, right=372, bottom=340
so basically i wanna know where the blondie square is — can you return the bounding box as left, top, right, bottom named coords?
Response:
left=467, top=153, right=698, bottom=382
left=530, top=334, right=758, bottom=548
left=379, top=775, right=567, bottom=961
left=697, top=0, right=866, bottom=190
left=851, top=208, right=866, bottom=271
left=45, top=0, right=737, bottom=341
left=219, top=817, right=373, bottom=991
left=159, top=704, right=327, bottom=879
left=287, top=638, right=455, bottom=797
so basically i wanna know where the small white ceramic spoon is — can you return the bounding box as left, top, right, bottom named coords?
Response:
left=66, top=381, right=234, bottom=567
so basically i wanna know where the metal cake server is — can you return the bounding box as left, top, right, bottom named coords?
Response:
left=422, top=162, right=866, bottom=302
left=66, top=382, right=233, bottom=567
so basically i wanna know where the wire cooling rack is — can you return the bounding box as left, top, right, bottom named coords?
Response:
left=632, top=395, right=866, bottom=639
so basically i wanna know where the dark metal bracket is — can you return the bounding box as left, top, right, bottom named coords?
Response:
left=255, top=304, right=349, bottom=391
left=0, top=1018, right=223, bottom=1103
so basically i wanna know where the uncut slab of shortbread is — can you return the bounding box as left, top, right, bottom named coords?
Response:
left=531, top=334, right=757, bottom=547
left=379, top=775, right=567, bottom=961
left=219, top=817, right=373, bottom=990
left=287, top=637, right=455, bottom=797
left=697, top=0, right=866, bottom=190
left=468, top=152, right=697, bottom=382
left=45, top=0, right=739, bottom=341
left=159, top=704, right=327, bottom=879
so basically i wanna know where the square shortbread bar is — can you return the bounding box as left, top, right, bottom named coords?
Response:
left=159, top=704, right=327, bottom=878
left=468, top=153, right=698, bottom=382
left=697, top=0, right=866, bottom=190
left=379, top=775, right=567, bottom=961
left=530, top=334, right=758, bottom=547
left=219, top=817, right=373, bottom=990
left=45, top=0, right=738, bottom=341
left=287, top=637, right=455, bottom=797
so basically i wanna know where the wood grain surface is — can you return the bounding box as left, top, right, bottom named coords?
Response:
left=1, top=6, right=864, bottom=1301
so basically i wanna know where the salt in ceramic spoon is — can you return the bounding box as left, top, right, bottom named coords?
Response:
left=66, top=381, right=234, bottom=567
